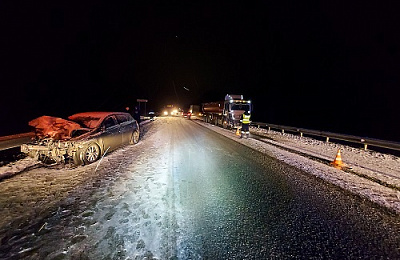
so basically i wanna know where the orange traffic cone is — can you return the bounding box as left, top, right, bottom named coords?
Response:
left=236, top=127, right=241, bottom=136
left=331, top=149, right=344, bottom=168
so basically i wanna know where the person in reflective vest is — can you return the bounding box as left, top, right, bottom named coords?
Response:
left=240, top=111, right=251, bottom=138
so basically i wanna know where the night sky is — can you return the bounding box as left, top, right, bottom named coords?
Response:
left=1, top=1, right=399, bottom=141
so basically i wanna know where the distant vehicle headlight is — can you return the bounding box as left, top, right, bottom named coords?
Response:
left=173, top=109, right=178, bottom=114
left=164, top=111, right=168, bottom=116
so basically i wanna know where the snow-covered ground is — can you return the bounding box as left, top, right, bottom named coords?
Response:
left=0, top=157, right=40, bottom=179
left=1, top=119, right=400, bottom=217
left=1, top=119, right=400, bottom=216
left=194, top=120, right=400, bottom=214
left=0, top=120, right=175, bottom=259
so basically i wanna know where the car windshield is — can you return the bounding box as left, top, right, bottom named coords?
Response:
left=231, top=104, right=250, bottom=111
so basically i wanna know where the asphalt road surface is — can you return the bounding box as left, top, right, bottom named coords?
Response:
left=0, top=117, right=399, bottom=259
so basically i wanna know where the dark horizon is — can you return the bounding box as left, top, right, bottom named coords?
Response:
left=1, top=1, right=400, bottom=141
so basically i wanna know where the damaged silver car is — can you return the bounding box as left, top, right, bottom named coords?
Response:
left=21, top=112, right=140, bottom=165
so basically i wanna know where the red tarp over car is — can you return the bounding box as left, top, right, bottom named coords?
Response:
left=67, top=112, right=107, bottom=129
left=29, top=116, right=81, bottom=140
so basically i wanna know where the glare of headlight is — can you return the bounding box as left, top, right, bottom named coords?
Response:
left=173, top=109, right=178, bottom=114
left=164, top=111, right=168, bottom=116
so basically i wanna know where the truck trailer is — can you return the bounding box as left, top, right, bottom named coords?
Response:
left=202, top=94, right=252, bottom=129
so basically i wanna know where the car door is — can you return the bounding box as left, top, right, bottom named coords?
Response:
left=115, top=114, right=130, bottom=144
left=101, top=116, right=121, bottom=151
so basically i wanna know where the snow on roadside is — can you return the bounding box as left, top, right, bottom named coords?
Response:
left=0, top=157, right=40, bottom=179
left=251, top=127, right=400, bottom=188
left=194, top=120, right=400, bottom=214
left=0, top=120, right=171, bottom=259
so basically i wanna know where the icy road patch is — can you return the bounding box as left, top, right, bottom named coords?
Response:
left=195, top=120, right=400, bottom=214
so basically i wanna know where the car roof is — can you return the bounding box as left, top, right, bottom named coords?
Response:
left=68, top=112, right=132, bottom=128
left=68, top=112, right=130, bottom=119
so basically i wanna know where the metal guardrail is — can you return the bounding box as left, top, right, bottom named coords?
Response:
left=251, top=122, right=400, bottom=152
left=0, top=132, right=35, bottom=151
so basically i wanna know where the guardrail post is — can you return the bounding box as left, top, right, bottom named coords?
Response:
left=268, top=126, right=271, bottom=132
left=326, top=137, right=329, bottom=143
left=364, top=144, right=368, bottom=151
left=282, top=129, right=285, bottom=134
left=300, top=132, right=303, bottom=137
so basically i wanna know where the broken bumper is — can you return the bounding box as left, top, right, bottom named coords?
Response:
left=21, top=141, right=78, bottom=163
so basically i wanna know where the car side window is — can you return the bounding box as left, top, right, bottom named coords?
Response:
left=103, top=117, right=116, bottom=129
left=126, top=114, right=134, bottom=121
left=115, top=115, right=128, bottom=124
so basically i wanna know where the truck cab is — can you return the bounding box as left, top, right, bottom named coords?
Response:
left=223, top=94, right=252, bottom=128
left=202, top=94, right=252, bottom=128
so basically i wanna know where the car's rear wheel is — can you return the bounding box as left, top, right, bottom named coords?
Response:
left=130, top=130, right=140, bottom=144
left=83, top=143, right=100, bottom=164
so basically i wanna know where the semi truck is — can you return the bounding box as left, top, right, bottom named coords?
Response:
left=202, top=94, right=252, bottom=129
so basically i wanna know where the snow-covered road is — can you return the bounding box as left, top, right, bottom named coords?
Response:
left=1, top=117, right=399, bottom=259
left=195, top=120, right=400, bottom=214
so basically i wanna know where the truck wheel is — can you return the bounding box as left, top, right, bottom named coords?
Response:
left=83, top=143, right=100, bottom=164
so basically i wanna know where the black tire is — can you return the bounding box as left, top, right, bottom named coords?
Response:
left=72, top=152, right=82, bottom=166
left=82, top=143, right=100, bottom=164
left=130, top=130, right=140, bottom=144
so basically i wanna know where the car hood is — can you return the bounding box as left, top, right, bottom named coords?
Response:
left=29, top=115, right=82, bottom=140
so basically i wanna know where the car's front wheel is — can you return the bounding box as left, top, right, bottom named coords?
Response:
left=130, top=129, right=140, bottom=144
left=83, top=143, right=100, bottom=164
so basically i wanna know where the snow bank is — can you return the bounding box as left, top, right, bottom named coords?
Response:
left=0, top=157, right=40, bottom=180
